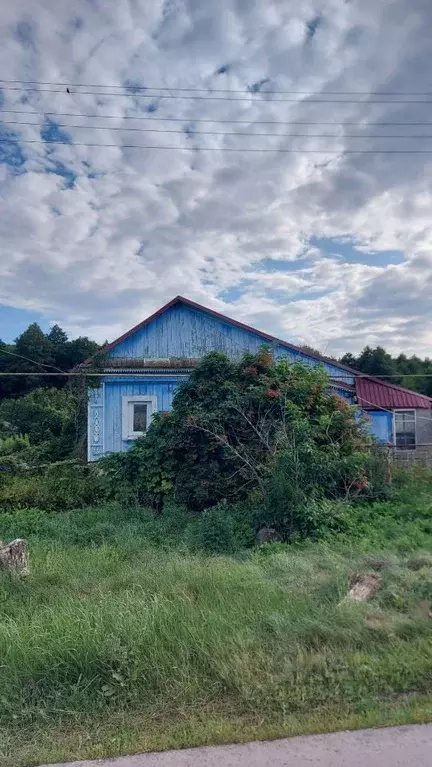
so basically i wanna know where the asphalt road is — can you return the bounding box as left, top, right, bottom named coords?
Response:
left=43, top=723, right=432, bottom=767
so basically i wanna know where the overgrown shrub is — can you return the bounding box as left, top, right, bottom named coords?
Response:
left=0, top=386, right=86, bottom=463
left=102, top=350, right=389, bottom=539
left=0, top=434, right=30, bottom=456
left=0, top=462, right=105, bottom=511
left=186, top=502, right=238, bottom=554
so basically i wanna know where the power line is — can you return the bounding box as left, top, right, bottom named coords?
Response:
left=0, top=371, right=431, bottom=379
left=4, top=108, right=432, bottom=127
left=0, top=348, right=65, bottom=373
left=2, top=78, right=432, bottom=96
left=3, top=137, right=432, bottom=153
left=2, top=85, right=432, bottom=104
left=3, top=119, right=432, bottom=139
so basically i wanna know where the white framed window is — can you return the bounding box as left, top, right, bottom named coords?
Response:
left=393, top=409, right=416, bottom=449
left=122, top=395, right=157, bottom=441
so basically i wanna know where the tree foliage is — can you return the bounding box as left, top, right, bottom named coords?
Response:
left=340, top=345, right=432, bottom=396
left=0, top=386, right=87, bottom=463
left=103, top=350, right=386, bottom=536
left=0, top=322, right=99, bottom=398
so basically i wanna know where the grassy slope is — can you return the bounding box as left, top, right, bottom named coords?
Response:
left=0, top=479, right=431, bottom=767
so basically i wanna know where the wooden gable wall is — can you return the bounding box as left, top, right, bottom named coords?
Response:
left=107, top=301, right=352, bottom=382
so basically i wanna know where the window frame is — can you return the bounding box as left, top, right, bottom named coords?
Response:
left=393, top=408, right=416, bottom=449
left=122, top=395, right=157, bottom=441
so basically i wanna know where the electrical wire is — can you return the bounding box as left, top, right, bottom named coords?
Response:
left=3, top=119, right=432, bottom=139
left=3, top=85, right=432, bottom=104
left=0, top=348, right=65, bottom=373
left=3, top=137, right=432, bottom=153
left=4, top=109, right=432, bottom=127
left=354, top=392, right=432, bottom=423
left=1, top=370, right=431, bottom=419
left=0, top=370, right=431, bottom=378
left=2, top=78, right=432, bottom=96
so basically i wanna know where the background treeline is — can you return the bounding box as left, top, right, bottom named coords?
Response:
left=340, top=346, right=432, bottom=396
left=0, top=322, right=99, bottom=399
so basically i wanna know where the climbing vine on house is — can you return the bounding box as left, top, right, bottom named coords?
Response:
left=103, top=350, right=389, bottom=535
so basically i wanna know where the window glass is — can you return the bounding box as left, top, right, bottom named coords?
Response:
left=394, top=411, right=415, bottom=448
left=133, top=403, right=148, bottom=433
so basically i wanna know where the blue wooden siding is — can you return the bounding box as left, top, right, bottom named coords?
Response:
left=88, top=301, right=359, bottom=459
left=368, top=411, right=392, bottom=443
left=108, top=302, right=353, bottom=384
left=88, top=385, right=104, bottom=461
left=103, top=376, right=184, bottom=454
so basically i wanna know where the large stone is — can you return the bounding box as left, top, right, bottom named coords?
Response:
left=0, top=538, right=29, bottom=576
left=347, top=573, right=381, bottom=602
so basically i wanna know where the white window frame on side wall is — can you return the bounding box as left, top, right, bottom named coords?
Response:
left=122, top=395, right=157, bottom=441
left=393, top=408, right=416, bottom=449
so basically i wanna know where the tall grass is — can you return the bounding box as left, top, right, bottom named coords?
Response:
left=1, top=539, right=431, bottom=725
left=0, top=475, right=431, bottom=766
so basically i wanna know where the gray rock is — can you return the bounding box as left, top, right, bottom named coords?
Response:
left=0, top=538, right=29, bottom=576
left=347, top=572, right=381, bottom=602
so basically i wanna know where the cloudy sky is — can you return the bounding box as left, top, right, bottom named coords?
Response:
left=0, top=0, right=431, bottom=356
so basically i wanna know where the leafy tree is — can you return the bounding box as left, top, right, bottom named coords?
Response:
left=347, top=346, right=397, bottom=378
left=340, top=346, right=432, bottom=395
left=54, top=336, right=99, bottom=371
left=339, top=352, right=357, bottom=369
left=15, top=323, right=52, bottom=364
left=300, top=344, right=328, bottom=358
left=103, top=350, right=382, bottom=534
left=0, top=322, right=99, bottom=400
left=48, top=324, right=68, bottom=361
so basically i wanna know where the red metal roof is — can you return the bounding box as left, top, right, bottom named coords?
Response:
left=356, top=377, right=431, bottom=410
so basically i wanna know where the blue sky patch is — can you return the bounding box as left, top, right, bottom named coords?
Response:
left=306, top=16, right=322, bottom=40
left=183, top=123, right=195, bottom=138
left=41, top=119, right=72, bottom=144
left=257, top=257, right=313, bottom=272
left=70, top=16, right=84, bottom=31
left=15, top=19, right=34, bottom=48
left=0, top=125, right=26, bottom=171
left=124, top=79, right=145, bottom=94
left=45, top=158, right=77, bottom=189
left=248, top=78, right=270, bottom=93
left=0, top=305, right=51, bottom=343
left=310, top=236, right=406, bottom=267
left=218, top=285, right=249, bottom=302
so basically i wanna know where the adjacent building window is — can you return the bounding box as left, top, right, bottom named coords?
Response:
left=122, top=395, right=157, bottom=440
left=394, top=410, right=416, bottom=449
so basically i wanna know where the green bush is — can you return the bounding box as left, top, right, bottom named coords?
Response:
left=101, top=351, right=386, bottom=540
left=0, top=434, right=30, bottom=456
left=0, top=462, right=105, bottom=512
left=186, top=503, right=238, bottom=554
left=0, top=386, right=89, bottom=464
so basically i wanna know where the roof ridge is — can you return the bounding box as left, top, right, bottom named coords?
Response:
left=80, top=296, right=430, bottom=405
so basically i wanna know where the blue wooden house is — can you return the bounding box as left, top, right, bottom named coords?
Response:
left=85, top=296, right=432, bottom=461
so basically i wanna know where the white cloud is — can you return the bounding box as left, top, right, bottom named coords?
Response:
left=0, top=0, right=432, bottom=356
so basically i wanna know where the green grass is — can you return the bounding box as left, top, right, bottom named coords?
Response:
left=0, top=478, right=431, bottom=767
